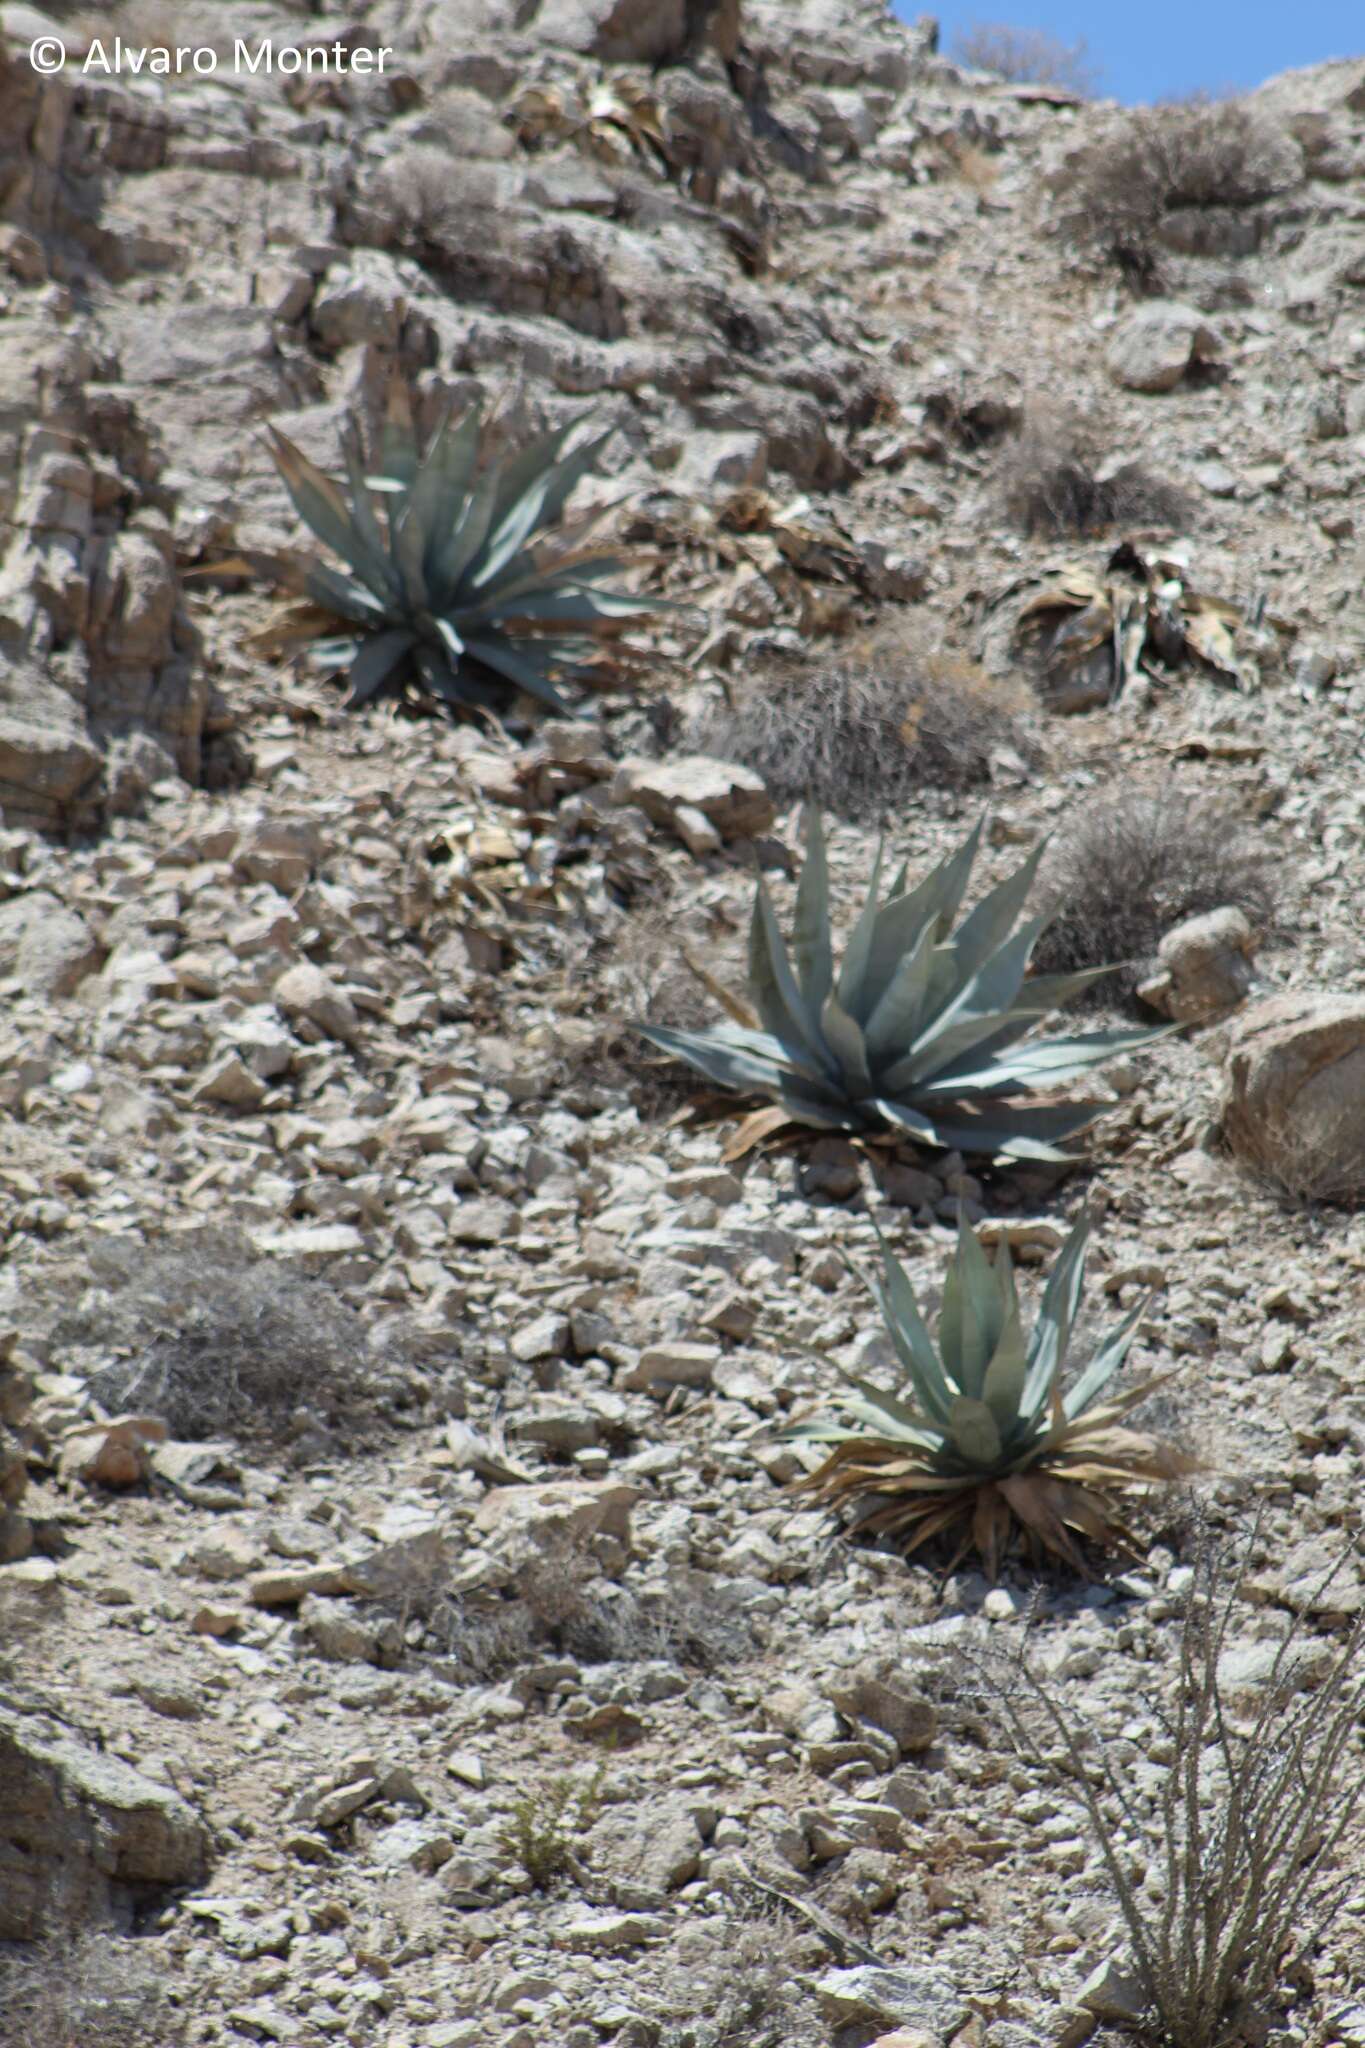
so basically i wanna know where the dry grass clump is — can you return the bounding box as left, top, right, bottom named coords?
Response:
left=992, top=1529, right=1365, bottom=2048
left=1059, top=98, right=1298, bottom=283
left=693, top=645, right=1036, bottom=823
left=1000, top=416, right=1195, bottom=537
left=45, top=1230, right=387, bottom=1448
left=1031, top=786, right=1281, bottom=1010
left=953, top=21, right=1099, bottom=97
left=0, top=1931, right=186, bottom=2048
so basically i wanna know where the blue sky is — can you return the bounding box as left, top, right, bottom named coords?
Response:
left=894, top=2, right=1363, bottom=103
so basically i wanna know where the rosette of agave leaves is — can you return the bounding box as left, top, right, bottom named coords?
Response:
left=787, top=1210, right=1192, bottom=1576
left=249, top=382, right=666, bottom=719
left=638, top=810, right=1165, bottom=1163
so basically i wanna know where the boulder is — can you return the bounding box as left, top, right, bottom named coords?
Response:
left=1106, top=301, right=1222, bottom=393
left=815, top=1966, right=967, bottom=2036
left=611, top=754, right=775, bottom=843
left=538, top=0, right=691, bottom=64
left=1137, top=906, right=1258, bottom=1023
left=0, top=691, right=103, bottom=835
left=0, top=1698, right=209, bottom=1937
left=0, top=890, right=102, bottom=996
left=826, top=1673, right=938, bottom=1755
left=1220, top=993, right=1365, bottom=1197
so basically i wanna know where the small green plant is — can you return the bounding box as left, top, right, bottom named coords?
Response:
left=252, top=380, right=663, bottom=720
left=499, top=1760, right=607, bottom=1887
left=637, top=810, right=1161, bottom=1163
left=787, top=1208, right=1189, bottom=1575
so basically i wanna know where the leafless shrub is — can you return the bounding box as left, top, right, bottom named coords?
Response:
left=368, top=1537, right=757, bottom=1678
left=1058, top=98, right=1298, bottom=284
left=1000, top=415, right=1195, bottom=537
left=562, top=901, right=732, bottom=1119
left=953, top=21, right=1100, bottom=97
left=693, top=643, right=1036, bottom=823
left=375, top=144, right=469, bottom=244
left=45, top=1230, right=388, bottom=1448
left=0, top=1931, right=186, bottom=2048
left=655, top=1910, right=826, bottom=2047
left=1030, top=785, right=1282, bottom=1010
left=990, top=1530, right=1365, bottom=2048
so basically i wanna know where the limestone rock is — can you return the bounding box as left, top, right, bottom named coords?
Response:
left=826, top=1674, right=938, bottom=1755
left=1106, top=302, right=1222, bottom=393
left=0, top=1699, right=209, bottom=1937
left=0, top=891, right=101, bottom=995
left=1137, top=907, right=1258, bottom=1023
left=1219, top=993, right=1365, bottom=1197
left=538, top=0, right=688, bottom=64
left=815, top=1966, right=966, bottom=2036
left=611, top=755, right=775, bottom=843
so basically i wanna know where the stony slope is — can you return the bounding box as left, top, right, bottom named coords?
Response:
left=3, top=4, right=1365, bottom=2046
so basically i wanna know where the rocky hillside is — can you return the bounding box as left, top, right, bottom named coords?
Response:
left=4, top=2, right=1365, bottom=2046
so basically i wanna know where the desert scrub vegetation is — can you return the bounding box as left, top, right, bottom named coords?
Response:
left=43, top=1230, right=408, bottom=1449
left=1057, top=97, right=1299, bottom=284
left=787, top=1208, right=1189, bottom=1575
left=499, top=1760, right=607, bottom=1887
left=952, top=21, right=1099, bottom=97
left=999, top=414, right=1195, bottom=538
left=247, top=378, right=665, bottom=723
left=654, top=1910, right=825, bottom=2047
left=565, top=903, right=738, bottom=1120
left=0, top=1930, right=186, bottom=2048
left=1030, top=785, right=1281, bottom=1010
left=638, top=809, right=1161, bottom=1163
left=692, top=642, right=1035, bottom=822
left=992, top=1530, right=1365, bottom=2048
left=365, top=1531, right=758, bottom=1677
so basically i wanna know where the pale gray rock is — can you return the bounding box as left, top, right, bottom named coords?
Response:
left=0, top=891, right=101, bottom=996
left=1137, top=906, right=1258, bottom=1024
left=1106, top=302, right=1222, bottom=393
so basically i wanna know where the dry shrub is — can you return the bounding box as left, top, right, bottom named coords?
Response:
left=693, top=643, right=1036, bottom=823
left=375, top=1538, right=757, bottom=1678
left=953, top=21, right=1099, bottom=96
left=1000, top=415, right=1195, bottom=537
left=375, top=144, right=471, bottom=245
left=1031, top=785, right=1281, bottom=1010
left=44, top=1230, right=396, bottom=1448
left=561, top=901, right=731, bottom=1119
left=1059, top=97, right=1298, bottom=283
left=940, top=134, right=1000, bottom=201
left=992, top=1529, right=1365, bottom=2048
left=0, top=1931, right=185, bottom=2048
left=656, top=1910, right=825, bottom=2047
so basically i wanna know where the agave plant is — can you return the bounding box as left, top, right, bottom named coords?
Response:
left=637, top=811, right=1163, bottom=1163
left=788, top=1211, right=1189, bottom=1575
left=251, top=382, right=663, bottom=718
